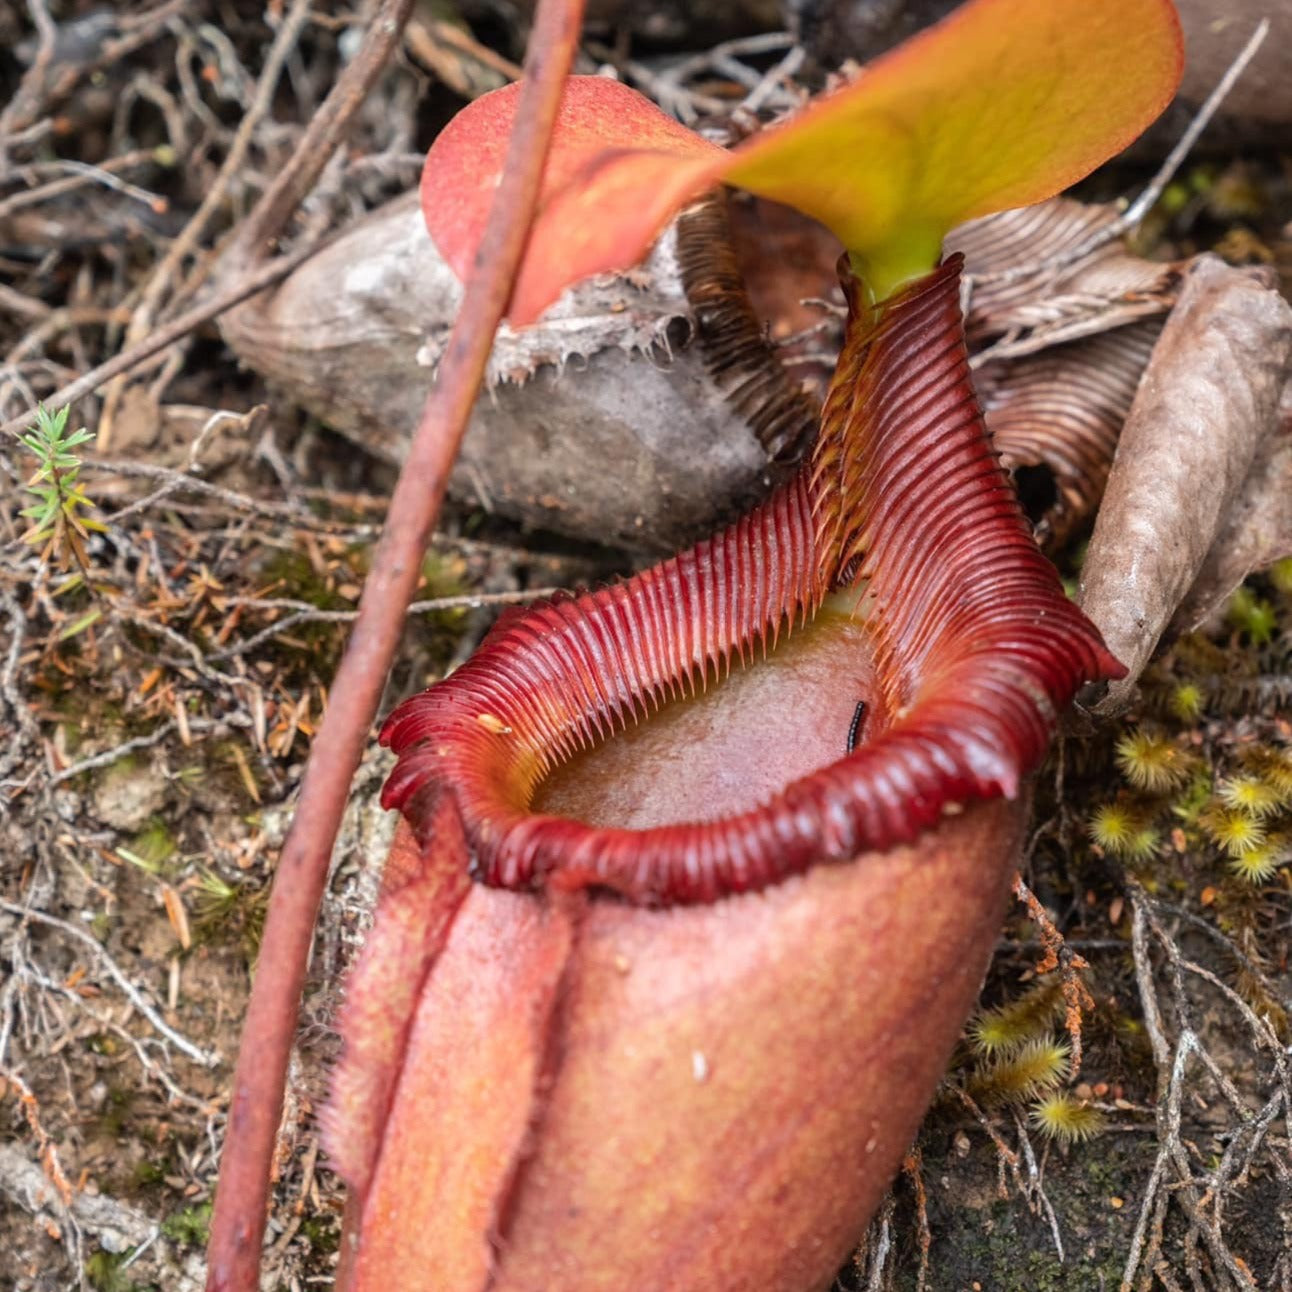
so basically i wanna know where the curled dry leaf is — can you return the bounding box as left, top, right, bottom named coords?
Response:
left=675, top=194, right=822, bottom=465
left=1078, top=254, right=1292, bottom=713
left=951, top=198, right=1181, bottom=549
left=724, top=192, right=844, bottom=364
left=221, top=191, right=812, bottom=550
left=953, top=199, right=1179, bottom=354
left=221, top=193, right=1179, bottom=552
left=980, top=322, right=1164, bottom=550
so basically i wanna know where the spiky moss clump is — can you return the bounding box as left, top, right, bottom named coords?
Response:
left=117, top=819, right=178, bottom=875
left=85, top=1250, right=143, bottom=1292
left=1168, top=681, right=1205, bottom=723
left=1088, top=801, right=1160, bottom=864
left=962, top=977, right=1110, bottom=1154
left=161, top=1202, right=212, bottom=1248
left=1240, top=746, right=1292, bottom=801
left=1218, top=775, right=1286, bottom=818
left=249, top=547, right=360, bottom=688
left=1030, top=1092, right=1106, bottom=1145
left=1224, top=834, right=1289, bottom=885
left=1227, top=585, right=1278, bottom=647
left=191, top=869, right=267, bottom=967
left=1202, top=806, right=1269, bottom=860
left=300, top=1214, right=341, bottom=1257
left=1115, top=728, right=1194, bottom=792
left=416, top=550, right=472, bottom=645
left=1072, top=570, right=1292, bottom=1067
left=1170, top=767, right=1214, bottom=830
left=968, top=977, right=1066, bottom=1055
left=1195, top=773, right=1292, bottom=888
left=968, top=1036, right=1070, bottom=1108
left=1092, top=586, right=1292, bottom=893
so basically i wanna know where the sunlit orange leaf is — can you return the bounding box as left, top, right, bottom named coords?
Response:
left=422, top=0, right=1182, bottom=321
left=421, top=76, right=725, bottom=317
left=722, top=0, right=1183, bottom=299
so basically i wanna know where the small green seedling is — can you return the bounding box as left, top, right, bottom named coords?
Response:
left=20, top=404, right=105, bottom=570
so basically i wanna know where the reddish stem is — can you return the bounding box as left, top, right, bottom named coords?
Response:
left=202, top=3, right=587, bottom=1287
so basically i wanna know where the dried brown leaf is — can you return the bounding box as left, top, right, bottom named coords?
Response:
left=981, top=320, right=1163, bottom=549
left=953, top=198, right=1179, bottom=547
left=1171, top=388, right=1292, bottom=633
left=1078, top=255, right=1292, bottom=712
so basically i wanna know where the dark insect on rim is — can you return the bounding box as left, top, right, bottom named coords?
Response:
left=847, top=701, right=867, bottom=755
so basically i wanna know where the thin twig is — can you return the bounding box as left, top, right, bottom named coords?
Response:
left=1131, top=892, right=1171, bottom=1071
left=23, top=964, right=212, bottom=1109
left=98, top=0, right=314, bottom=449
left=1012, top=1109, right=1065, bottom=1263
left=225, top=0, right=422, bottom=274
left=90, top=457, right=313, bottom=524
left=1124, top=886, right=1273, bottom=1291
left=1103, top=20, right=1270, bottom=244
left=0, top=1141, right=157, bottom=1251
left=204, top=588, right=560, bottom=662
left=583, top=42, right=728, bottom=122
left=0, top=236, right=329, bottom=440
left=0, top=902, right=218, bottom=1066
left=0, top=588, right=39, bottom=787
left=0, top=282, right=53, bottom=320
left=740, top=44, right=805, bottom=114
left=3, top=0, right=192, bottom=142
left=1123, top=1152, right=1168, bottom=1292
left=0, top=0, right=58, bottom=178
left=1147, top=897, right=1291, bottom=1017
left=665, top=32, right=796, bottom=86
left=45, top=721, right=177, bottom=787
left=863, top=1190, right=897, bottom=1292
left=0, top=150, right=166, bottom=221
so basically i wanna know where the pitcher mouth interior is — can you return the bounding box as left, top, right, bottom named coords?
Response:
left=535, top=603, right=886, bottom=830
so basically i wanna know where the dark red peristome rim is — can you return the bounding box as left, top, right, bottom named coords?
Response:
left=380, top=256, right=1124, bottom=905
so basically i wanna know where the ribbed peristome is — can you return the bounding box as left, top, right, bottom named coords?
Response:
left=380, top=254, right=1123, bottom=904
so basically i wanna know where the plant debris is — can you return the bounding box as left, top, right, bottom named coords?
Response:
left=1079, top=254, right=1292, bottom=713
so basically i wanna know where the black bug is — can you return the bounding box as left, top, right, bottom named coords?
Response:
left=846, top=701, right=867, bottom=754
